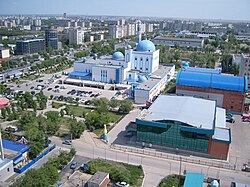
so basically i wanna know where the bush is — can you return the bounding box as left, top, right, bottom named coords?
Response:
left=159, top=175, right=185, bottom=187
left=87, top=159, right=144, bottom=186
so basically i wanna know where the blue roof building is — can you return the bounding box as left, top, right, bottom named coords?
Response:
left=176, top=69, right=247, bottom=113
left=184, top=173, right=204, bottom=187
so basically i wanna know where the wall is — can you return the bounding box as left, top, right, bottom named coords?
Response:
left=92, top=66, right=117, bottom=83
left=74, top=62, right=95, bottom=73
left=135, top=89, right=149, bottom=104
left=208, top=139, right=229, bottom=160
left=176, top=85, right=245, bottom=112
left=0, top=160, right=14, bottom=182
left=0, top=49, right=10, bottom=59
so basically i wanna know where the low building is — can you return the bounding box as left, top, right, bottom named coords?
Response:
left=6, top=71, right=23, bottom=79
left=136, top=95, right=231, bottom=159
left=0, top=159, right=14, bottom=182
left=176, top=69, right=248, bottom=113
left=0, top=49, right=10, bottom=59
left=16, top=38, right=45, bottom=55
left=232, top=53, right=250, bottom=88
left=87, top=171, right=110, bottom=187
left=154, top=36, right=204, bottom=48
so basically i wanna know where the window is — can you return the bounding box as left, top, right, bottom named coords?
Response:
left=135, top=57, right=137, bottom=60
left=146, top=68, right=148, bottom=71
left=7, top=168, right=10, bottom=172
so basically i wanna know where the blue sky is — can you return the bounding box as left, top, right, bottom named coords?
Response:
left=1, top=0, right=250, bottom=21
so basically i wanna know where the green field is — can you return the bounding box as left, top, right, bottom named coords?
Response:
left=52, top=102, right=65, bottom=109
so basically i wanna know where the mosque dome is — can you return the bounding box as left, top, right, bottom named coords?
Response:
left=127, top=45, right=132, bottom=49
left=136, top=40, right=156, bottom=52
left=138, top=75, right=147, bottom=83
left=112, top=51, right=124, bottom=60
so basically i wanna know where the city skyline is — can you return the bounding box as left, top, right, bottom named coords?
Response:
left=1, top=0, right=250, bottom=21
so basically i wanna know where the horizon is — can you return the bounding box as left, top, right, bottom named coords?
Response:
left=1, top=0, right=250, bottom=21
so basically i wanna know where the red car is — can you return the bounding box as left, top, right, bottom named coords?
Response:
left=242, top=115, right=250, bottom=122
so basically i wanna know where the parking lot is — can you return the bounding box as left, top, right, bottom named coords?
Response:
left=8, top=72, right=117, bottom=103
left=228, top=114, right=250, bottom=170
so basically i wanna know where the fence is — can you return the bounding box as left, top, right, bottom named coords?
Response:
left=14, top=144, right=56, bottom=174
left=111, top=144, right=235, bottom=171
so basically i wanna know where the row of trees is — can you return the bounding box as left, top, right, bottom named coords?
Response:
left=11, top=149, right=76, bottom=187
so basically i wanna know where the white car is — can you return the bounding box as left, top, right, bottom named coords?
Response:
left=116, top=182, right=129, bottom=187
left=5, top=125, right=18, bottom=132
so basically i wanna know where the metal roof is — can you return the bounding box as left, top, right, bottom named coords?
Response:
left=3, top=139, right=30, bottom=153
left=138, top=95, right=216, bottom=130
left=154, top=36, right=203, bottom=42
left=184, top=173, right=204, bottom=187
left=176, top=70, right=248, bottom=93
left=184, top=67, right=221, bottom=74
left=69, top=71, right=91, bottom=77
left=213, top=127, right=231, bottom=143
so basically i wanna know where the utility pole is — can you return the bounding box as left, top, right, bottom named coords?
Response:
left=178, top=157, right=182, bottom=187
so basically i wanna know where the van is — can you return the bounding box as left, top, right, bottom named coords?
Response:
left=5, top=125, right=18, bottom=132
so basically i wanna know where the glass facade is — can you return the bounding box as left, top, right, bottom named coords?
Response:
left=137, top=120, right=210, bottom=152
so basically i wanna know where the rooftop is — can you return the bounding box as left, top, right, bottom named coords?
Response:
left=136, top=65, right=173, bottom=91
left=137, top=95, right=216, bottom=130
left=154, top=36, right=203, bottom=42
left=184, top=67, right=221, bottom=74
left=176, top=70, right=248, bottom=93
left=88, top=171, right=109, bottom=185
left=16, top=38, right=45, bottom=43
left=3, top=139, right=30, bottom=154
left=184, top=172, right=204, bottom=187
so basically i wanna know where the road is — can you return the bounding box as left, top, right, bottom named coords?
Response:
left=50, top=135, right=250, bottom=187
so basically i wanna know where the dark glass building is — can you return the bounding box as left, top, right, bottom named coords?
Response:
left=16, top=39, right=45, bottom=55
left=45, top=27, right=58, bottom=50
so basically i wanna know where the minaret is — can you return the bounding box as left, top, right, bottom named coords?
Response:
left=136, top=20, right=142, bottom=43
left=0, top=131, right=5, bottom=160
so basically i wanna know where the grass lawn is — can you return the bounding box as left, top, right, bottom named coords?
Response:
left=159, top=175, right=185, bottom=187
left=68, top=105, right=92, bottom=117
left=52, top=102, right=65, bottom=109
left=87, top=159, right=144, bottom=187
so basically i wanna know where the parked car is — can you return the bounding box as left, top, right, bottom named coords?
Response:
left=47, top=87, right=52, bottom=91
left=242, top=163, right=250, bottom=172
left=116, top=182, right=130, bottom=187
left=5, top=125, right=18, bottom=132
left=242, top=115, right=250, bottom=122
left=30, top=86, right=34, bottom=89
left=226, top=116, right=235, bottom=123
left=62, top=140, right=72, bottom=145
left=70, top=161, right=78, bottom=169
left=55, top=85, right=60, bottom=89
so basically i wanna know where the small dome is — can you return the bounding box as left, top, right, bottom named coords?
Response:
left=211, top=180, right=219, bottom=187
left=127, top=45, right=132, bottom=49
left=182, top=61, right=189, bottom=67
left=138, top=75, right=147, bottom=83
left=112, top=51, right=124, bottom=60
left=136, top=40, right=156, bottom=52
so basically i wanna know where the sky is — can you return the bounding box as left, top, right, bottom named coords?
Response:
left=1, top=0, right=250, bottom=21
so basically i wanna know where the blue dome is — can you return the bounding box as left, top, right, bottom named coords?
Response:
left=136, top=40, right=156, bottom=52
left=182, top=61, right=189, bottom=67
left=112, top=52, right=124, bottom=60
left=127, top=45, right=132, bottom=49
left=138, top=75, right=147, bottom=83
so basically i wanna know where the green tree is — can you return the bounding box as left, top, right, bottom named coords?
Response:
left=6, top=106, right=11, bottom=115
left=119, top=100, right=133, bottom=114
left=60, top=109, right=64, bottom=117
left=109, top=99, right=119, bottom=110
left=69, top=120, right=85, bottom=139
left=1, top=108, right=6, bottom=119
left=92, top=98, right=109, bottom=113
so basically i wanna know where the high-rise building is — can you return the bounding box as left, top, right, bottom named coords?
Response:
left=63, top=13, right=67, bottom=18
left=16, top=39, right=45, bottom=55
left=45, top=26, right=58, bottom=50
left=69, top=28, right=84, bottom=45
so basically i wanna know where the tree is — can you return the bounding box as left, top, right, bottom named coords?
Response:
left=19, top=112, right=36, bottom=128
left=6, top=106, right=11, bottom=115
left=119, top=100, right=133, bottom=114
left=69, top=120, right=85, bottom=139
left=92, top=98, right=109, bottom=113
left=1, top=108, right=6, bottom=119
left=109, top=99, right=119, bottom=110
left=60, top=109, right=64, bottom=117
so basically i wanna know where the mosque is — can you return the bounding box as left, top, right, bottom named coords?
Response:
left=67, top=21, right=175, bottom=104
